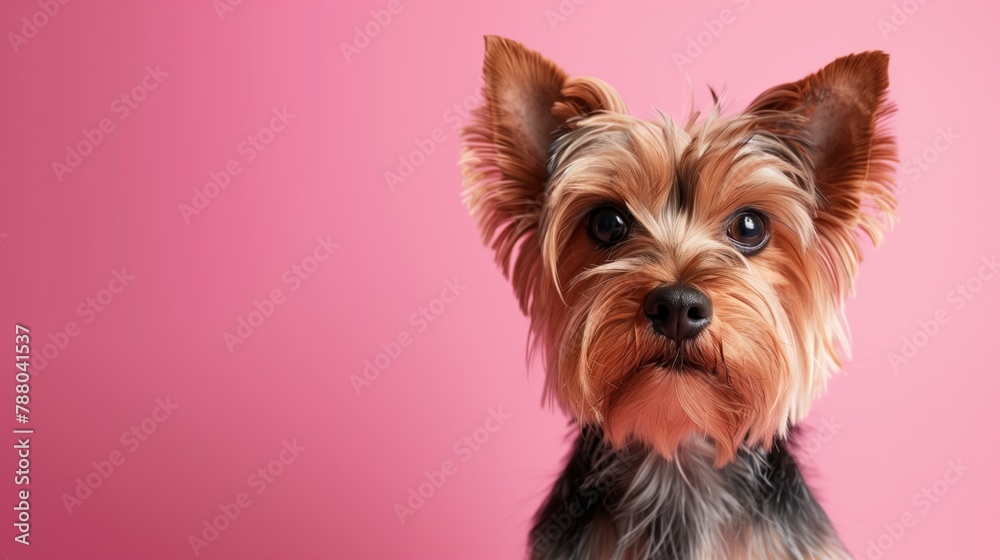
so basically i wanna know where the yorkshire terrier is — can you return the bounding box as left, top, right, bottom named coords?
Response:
left=461, top=36, right=895, bottom=559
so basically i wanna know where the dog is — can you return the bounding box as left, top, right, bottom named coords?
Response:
left=460, top=36, right=895, bottom=559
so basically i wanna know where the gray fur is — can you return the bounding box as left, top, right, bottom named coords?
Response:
left=529, top=427, right=849, bottom=560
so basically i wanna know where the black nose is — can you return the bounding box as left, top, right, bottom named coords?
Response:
left=644, top=284, right=713, bottom=341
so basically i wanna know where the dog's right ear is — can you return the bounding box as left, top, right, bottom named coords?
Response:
left=462, top=36, right=625, bottom=311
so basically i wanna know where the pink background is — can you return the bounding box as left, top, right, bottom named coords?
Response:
left=1, top=1, right=997, bottom=558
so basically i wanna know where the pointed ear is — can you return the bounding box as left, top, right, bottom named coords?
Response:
left=747, top=52, right=896, bottom=244
left=461, top=36, right=625, bottom=309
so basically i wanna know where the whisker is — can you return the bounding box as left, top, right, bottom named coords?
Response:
left=720, top=343, right=731, bottom=385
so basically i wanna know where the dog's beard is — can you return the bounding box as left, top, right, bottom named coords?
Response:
left=551, top=262, right=796, bottom=466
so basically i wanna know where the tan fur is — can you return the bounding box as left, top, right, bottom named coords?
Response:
left=461, top=36, right=896, bottom=467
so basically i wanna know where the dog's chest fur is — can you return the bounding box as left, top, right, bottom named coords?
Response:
left=530, top=428, right=850, bottom=560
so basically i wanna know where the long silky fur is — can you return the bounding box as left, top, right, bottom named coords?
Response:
left=529, top=429, right=851, bottom=560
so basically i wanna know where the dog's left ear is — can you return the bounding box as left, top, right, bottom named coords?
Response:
left=747, top=52, right=897, bottom=245
left=461, top=36, right=626, bottom=311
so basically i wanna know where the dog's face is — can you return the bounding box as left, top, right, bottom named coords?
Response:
left=462, top=37, right=895, bottom=464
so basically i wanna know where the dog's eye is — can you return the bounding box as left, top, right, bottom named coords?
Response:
left=726, top=211, right=769, bottom=255
left=589, top=207, right=629, bottom=247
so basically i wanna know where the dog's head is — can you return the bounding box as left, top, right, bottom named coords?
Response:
left=461, top=36, right=895, bottom=464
